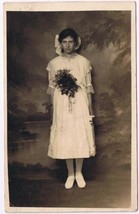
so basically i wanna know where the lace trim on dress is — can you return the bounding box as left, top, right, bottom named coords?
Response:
left=47, top=86, right=55, bottom=95
left=86, top=85, right=95, bottom=94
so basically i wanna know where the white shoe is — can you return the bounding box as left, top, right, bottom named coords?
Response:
left=75, top=173, right=86, bottom=188
left=65, top=176, right=75, bottom=189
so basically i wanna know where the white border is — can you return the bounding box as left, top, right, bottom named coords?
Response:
left=1, top=1, right=137, bottom=213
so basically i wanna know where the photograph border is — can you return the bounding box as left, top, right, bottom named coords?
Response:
left=3, top=1, right=137, bottom=212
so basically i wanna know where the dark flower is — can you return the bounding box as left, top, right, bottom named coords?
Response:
left=53, top=69, right=79, bottom=98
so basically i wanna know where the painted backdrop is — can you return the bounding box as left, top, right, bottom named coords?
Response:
left=7, top=11, right=131, bottom=208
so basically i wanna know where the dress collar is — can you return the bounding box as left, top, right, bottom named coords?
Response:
left=61, top=53, right=78, bottom=59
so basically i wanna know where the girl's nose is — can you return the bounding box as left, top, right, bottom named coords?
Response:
left=66, top=42, right=70, bottom=48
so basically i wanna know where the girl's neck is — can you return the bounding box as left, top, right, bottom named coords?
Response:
left=62, top=52, right=77, bottom=58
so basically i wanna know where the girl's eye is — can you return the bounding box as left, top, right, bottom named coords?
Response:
left=62, top=41, right=74, bottom=44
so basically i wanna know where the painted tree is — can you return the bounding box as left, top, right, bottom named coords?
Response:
left=79, top=11, right=131, bottom=123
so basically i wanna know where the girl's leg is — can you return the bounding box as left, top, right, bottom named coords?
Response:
left=75, top=158, right=86, bottom=188
left=65, top=159, right=75, bottom=189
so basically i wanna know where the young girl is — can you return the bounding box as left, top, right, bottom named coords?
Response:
left=46, top=28, right=96, bottom=189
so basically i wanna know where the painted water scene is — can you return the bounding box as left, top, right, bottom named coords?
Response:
left=6, top=4, right=136, bottom=211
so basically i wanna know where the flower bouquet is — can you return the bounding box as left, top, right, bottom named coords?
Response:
left=53, top=69, right=79, bottom=98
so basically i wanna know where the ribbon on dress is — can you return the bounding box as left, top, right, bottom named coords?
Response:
left=68, top=96, right=76, bottom=113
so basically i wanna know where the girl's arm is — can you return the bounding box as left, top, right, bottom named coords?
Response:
left=86, top=64, right=95, bottom=116
left=46, top=63, right=55, bottom=105
left=46, top=64, right=55, bottom=118
left=87, top=93, right=94, bottom=115
left=50, top=90, right=54, bottom=105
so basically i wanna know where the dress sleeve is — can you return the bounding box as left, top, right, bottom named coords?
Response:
left=46, top=62, right=55, bottom=95
left=85, top=63, right=95, bottom=94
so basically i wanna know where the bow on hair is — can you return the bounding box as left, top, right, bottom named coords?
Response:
left=55, top=34, right=81, bottom=56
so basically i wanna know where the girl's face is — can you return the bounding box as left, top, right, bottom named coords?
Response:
left=61, top=36, right=76, bottom=54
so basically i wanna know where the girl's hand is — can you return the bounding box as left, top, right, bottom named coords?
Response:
left=89, top=115, right=95, bottom=124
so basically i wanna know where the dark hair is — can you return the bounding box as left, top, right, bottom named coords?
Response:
left=58, top=28, right=78, bottom=45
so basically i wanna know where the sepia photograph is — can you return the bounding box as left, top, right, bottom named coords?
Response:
left=4, top=1, right=137, bottom=212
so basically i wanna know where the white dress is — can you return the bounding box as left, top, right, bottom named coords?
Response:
left=46, top=53, right=96, bottom=159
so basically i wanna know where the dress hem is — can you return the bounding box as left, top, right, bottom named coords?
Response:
left=47, top=153, right=96, bottom=160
